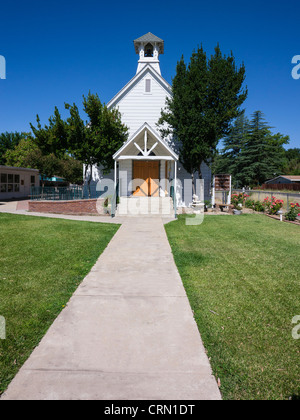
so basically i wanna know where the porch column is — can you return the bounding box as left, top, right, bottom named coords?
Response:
left=114, top=160, right=117, bottom=188
left=174, top=160, right=177, bottom=195
left=174, top=160, right=177, bottom=215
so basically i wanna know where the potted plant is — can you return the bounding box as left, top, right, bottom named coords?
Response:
left=231, top=192, right=249, bottom=215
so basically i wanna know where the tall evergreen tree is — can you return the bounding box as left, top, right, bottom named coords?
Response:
left=238, top=111, right=289, bottom=186
left=158, top=45, right=247, bottom=191
left=214, top=112, right=250, bottom=186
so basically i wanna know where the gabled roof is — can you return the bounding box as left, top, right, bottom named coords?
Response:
left=107, top=64, right=172, bottom=110
left=266, top=175, right=300, bottom=183
left=0, top=165, right=39, bottom=173
left=134, top=32, right=163, bottom=43
left=113, top=122, right=178, bottom=161
left=134, top=32, right=164, bottom=54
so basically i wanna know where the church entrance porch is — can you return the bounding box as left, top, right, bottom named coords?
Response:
left=112, top=123, right=179, bottom=217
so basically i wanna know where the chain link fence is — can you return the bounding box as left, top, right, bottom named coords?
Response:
left=30, top=185, right=105, bottom=201
left=215, top=189, right=300, bottom=211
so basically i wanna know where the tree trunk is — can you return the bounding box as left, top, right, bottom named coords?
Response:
left=87, top=164, right=92, bottom=198
left=198, top=164, right=203, bottom=180
left=198, top=164, right=203, bottom=201
left=191, top=172, right=196, bottom=196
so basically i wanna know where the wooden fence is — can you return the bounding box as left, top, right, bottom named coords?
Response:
left=260, top=183, right=300, bottom=191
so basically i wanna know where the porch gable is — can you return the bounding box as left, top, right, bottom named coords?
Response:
left=113, top=122, right=178, bottom=162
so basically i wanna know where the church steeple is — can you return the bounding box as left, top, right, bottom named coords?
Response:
left=133, top=32, right=164, bottom=75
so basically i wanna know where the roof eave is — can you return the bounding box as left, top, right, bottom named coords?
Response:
left=107, top=65, right=172, bottom=110
left=113, top=122, right=178, bottom=161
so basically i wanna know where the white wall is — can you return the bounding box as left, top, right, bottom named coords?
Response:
left=115, top=71, right=171, bottom=138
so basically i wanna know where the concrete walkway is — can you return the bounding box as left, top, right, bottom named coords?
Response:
left=1, top=215, right=221, bottom=400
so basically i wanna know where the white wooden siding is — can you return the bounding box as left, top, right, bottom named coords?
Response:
left=115, top=71, right=170, bottom=138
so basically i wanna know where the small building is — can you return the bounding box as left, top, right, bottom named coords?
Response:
left=265, top=175, right=300, bottom=185
left=0, top=166, right=39, bottom=200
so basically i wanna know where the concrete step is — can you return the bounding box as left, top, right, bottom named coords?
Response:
left=116, top=197, right=175, bottom=217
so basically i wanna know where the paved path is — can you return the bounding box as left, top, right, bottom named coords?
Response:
left=1, top=214, right=221, bottom=400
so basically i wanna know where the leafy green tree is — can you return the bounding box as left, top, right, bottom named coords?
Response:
left=285, top=148, right=300, bottom=161
left=65, top=92, right=128, bottom=194
left=30, top=107, right=68, bottom=158
left=0, top=132, right=27, bottom=165
left=158, top=45, right=247, bottom=191
left=3, top=136, right=62, bottom=183
left=23, top=149, right=62, bottom=187
left=60, top=156, right=83, bottom=185
left=30, top=92, right=128, bottom=192
left=4, top=137, right=82, bottom=185
left=283, top=148, right=300, bottom=175
left=4, top=137, right=39, bottom=167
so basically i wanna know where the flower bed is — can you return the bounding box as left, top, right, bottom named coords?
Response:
left=231, top=193, right=249, bottom=210
left=285, top=202, right=300, bottom=222
left=263, top=196, right=284, bottom=215
left=228, top=193, right=300, bottom=225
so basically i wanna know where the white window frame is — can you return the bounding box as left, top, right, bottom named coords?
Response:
left=144, top=78, right=152, bottom=94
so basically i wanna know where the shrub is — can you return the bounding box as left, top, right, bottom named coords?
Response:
left=245, top=199, right=264, bottom=212
left=254, top=201, right=265, bottom=212
left=245, top=199, right=255, bottom=209
left=285, top=203, right=300, bottom=221
left=263, top=196, right=284, bottom=215
left=231, top=193, right=249, bottom=209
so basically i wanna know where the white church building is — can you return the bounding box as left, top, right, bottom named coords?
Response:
left=87, top=32, right=211, bottom=216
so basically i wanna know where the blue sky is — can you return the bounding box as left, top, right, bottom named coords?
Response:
left=0, top=0, right=299, bottom=149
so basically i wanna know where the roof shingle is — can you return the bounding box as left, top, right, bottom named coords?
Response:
left=133, top=32, right=164, bottom=54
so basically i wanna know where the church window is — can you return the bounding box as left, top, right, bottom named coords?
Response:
left=145, top=79, right=151, bottom=93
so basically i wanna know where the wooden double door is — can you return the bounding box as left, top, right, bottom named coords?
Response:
left=133, top=161, right=159, bottom=197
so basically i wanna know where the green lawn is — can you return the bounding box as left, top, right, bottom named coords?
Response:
left=0, top=213, right=119, bottom=395
left=165, top=214, right=300, bottom=400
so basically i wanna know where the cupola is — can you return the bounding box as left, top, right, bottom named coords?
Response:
left=133, top=32, right=164, bottom=75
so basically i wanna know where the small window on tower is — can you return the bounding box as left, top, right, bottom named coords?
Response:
left=145, top=79, right=151, bottom=93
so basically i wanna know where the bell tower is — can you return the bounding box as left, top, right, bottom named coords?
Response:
left=133, top=32, right=164, bottom=75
